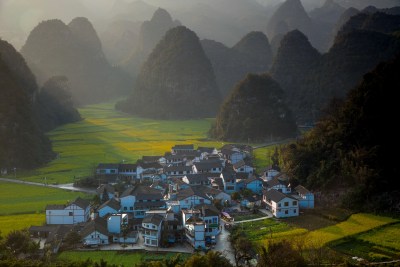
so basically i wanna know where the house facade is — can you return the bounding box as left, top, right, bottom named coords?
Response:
left=46, top=197, right=90, bottom=225
left=142, top=214, right=164, bottom=247
left=263, top=189, right=299, bottom=218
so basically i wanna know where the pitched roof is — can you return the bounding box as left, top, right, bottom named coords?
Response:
left=295, top=185, right=311, bottom=195
left=97, top=184, right=115, bottom=195
left=142, top=214, right=164, bottom=226
left=120, top=185, right=163, bottom=200
left=71, top=197, right=90, bottom=209
left=142, top=156, right=162, bottom=163
left=194, top=204, right=220, bottom=217
left=46, top=204, right=65, bottom=210
left=134, top=201, right=166, bottom=209
left=194, top=161, right=223, bottom=170
left=266, top=177, right=289, bottom=188
left=197, top=147, right=216, bottom=154
left=233, top=160, right=246, bottom=169
left=97, top=163, right=119, bottom=169
left=172, top=144, right=194, bottom=150
left=164, top=165, right=193, bottom=172
left=264, top=189, right=295, bottom=203
left=211, top=177, right=224, bottom=189
left=176, top=186, right=211, bottom=201
left=236, top=172, right=250, bottom=180
left=244, top=176, right=263, bottom=185
left=98, top=198, right=120, bottom=211
left=183, top=173, right=213, bottom=183
left=80, top=217, right=108, bottom=237
left=119, top=163, right=137, bottom=170
left=138, top=162, right=163, bottom=169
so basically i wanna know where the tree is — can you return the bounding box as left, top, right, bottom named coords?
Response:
left=271, top=147, right=280, bottom=171
left=4, top=230, right=39, bottom=256
left=257, top=240, right=306, bottom=267
left=64, top=230, right=82, bottom=249
left=229, top=228, right=254, bottom=267
left=184, top=251, right=233, bottom=267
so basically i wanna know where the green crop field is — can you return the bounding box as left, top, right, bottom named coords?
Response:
left=358, top=223, right=400, bottom=251
left=58, top=251, right=188, bottom=267
left=304, top=213, right=398, bottom=248
left=5, top=101, right=279, bottom=184
left=256, top=213, right=398, bottom=250
left=0, top=214, right=45, bottom=235
left=10, top=102, right=230, bottom=184
left=0, top=181, right=87, bottom=215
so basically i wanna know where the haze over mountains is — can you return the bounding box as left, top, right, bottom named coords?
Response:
left=1, top=0, right=400, bottom=169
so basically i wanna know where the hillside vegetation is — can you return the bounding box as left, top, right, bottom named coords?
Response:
left=281, top=55, right=400, bottom=212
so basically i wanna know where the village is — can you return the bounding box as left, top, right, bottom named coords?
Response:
left=28, top=144, right=314, bottom=254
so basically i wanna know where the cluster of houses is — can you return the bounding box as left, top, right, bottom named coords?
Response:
left=29, top=144, right=314, bottom=252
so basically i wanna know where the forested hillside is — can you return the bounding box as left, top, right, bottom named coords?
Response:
left=281, top=55, right=400, bottom=212
left=117, top=26, right=221, bottom=119
left=0, top=41, right=54, bottom=169
left=210, top=73, right=297, bottom=142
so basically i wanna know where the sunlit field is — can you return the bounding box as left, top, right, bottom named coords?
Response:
left=58, top=251, right=189, bottom=267
left=0, top=214, right=45, bottom=235
left=15, top=102, right=228, bottom=184
left=253, top=213, right=398, bottom=249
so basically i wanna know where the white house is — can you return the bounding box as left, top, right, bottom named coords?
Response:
left=172, top=144, right=194, bottom=154
left=96, top=164, right=119, bottom=175
left=263, top=189, right=299, bottom=218
left=118, top=164, right=137, bottom=180
left=233, top=160, right=254, bottom=174
left=164, top=165, right=193, bottom=177
left=192, top=161, right=223, bottom=174
left=119, top=185, right=165, bottom=217
left=182, top=214, right=206, bottom=249
left=265, top=175, right=291, bottom=194
left=81, top=217, right=109, bottom=246
left=176, top=186, right=212, bottom=209
left=98, top=198, right=120, bottom=218
left=107, top=213, right=128, bottom=234
left=46, top=197, right=91, bottom=225
left=142, top=214, right=164, bottom=247
left=194, top=204, right=220, bottom=237
left=182, top=173, right=216, bottom=186
left=294, top=185, right=314, bottom=209
left=220, top=169, right=237, bottom=193
left=243, top=176, right=264, bottom=195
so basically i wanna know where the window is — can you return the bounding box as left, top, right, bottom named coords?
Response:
left=278, top=203, right=281, bottom=207
left=293, top=201, right=297, bottom=206
left=69, top=212, right=73, bottom=216
left=111, top=170, right=116, bottom=174
left=124, top=207, right=127, bottom=211
left=278, top=189, right=282, bottom=192
left=278, top=209, right=281, bottom=212
left=294, top=209, right=297, bottom=214
left=285, top=210, right=288, bottom=214
left=151, top=239, right=157, bottom=245
left=212, top=218, right=217, bottom=223
left=284, top=202, right=289, bottom=207
left=130, top=207, right=133, bottom=210
left=152, top=225, right=156, bottom=229
left=200, top=199, right=204, bottom=203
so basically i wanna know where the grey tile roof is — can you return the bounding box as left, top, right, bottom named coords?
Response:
left=172, top=144, right=194, bottom=150
left=138, top=162, right=163, bottom=169
left=164, top=165, right=193, bottom=172
left=46, top=204, right=65, bottom=210
left=267, top=177, right=289, bottom=188
left=80, top=217, right=108, bottom=237
left=142, top=156, right=163, bottom=162
left=142, top=214, right=164, bottom=226
left=194, top=161, right=223, bottom=170
left=97, top=184, right=115, bottom=195
left=98, top=198, right=120, bottom=211
left=120, top=185, right=163, bottom=200
left=72, top=197, right=90, bottom=209
left=264, top=189, right=295, bottom=203
left=295, top=185, right=311, bottom=195
left=183, top=174, right=212, bottom=183
left=176, top=186, right=211, bottom=201
left=134, top=201, right=166, bottom=209
left=243, top=176, right=263, bottom=185
left=194, top=204, right=220, bottom=217
left=97, top=163, right=119, bottom=169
